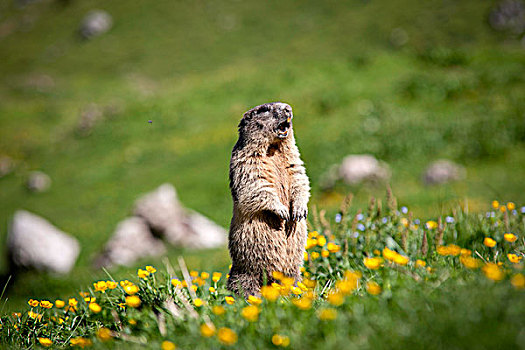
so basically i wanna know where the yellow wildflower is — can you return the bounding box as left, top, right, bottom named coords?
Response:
left=106, top=281, right=117, bottom=289
left=415, top=259, right=426, bottom=268
left=272, top=334, right=284, bottom=346
left=225, top=296, right=235, bottom=305
left=309, top=231, right=319, bottom=238
left=171, top=279, right=182, bottom=288
left=447, top=244, right=461, bottom=256
left=93, top=281, right=107, bottom=293
left=241, top=305, right=260, bottom=322
left=261, top=285, right=280, bottom=302
left=272, top=271, right=284, bottom=280
left=437, top=245, right=449, bottom=256
left=209, top=287, right=216, bottom=293
left=306, top=238, right=317, bottom=249
left=194, top=277, right=205, bottom=286
left=218, top=328, right=237, bottom=346
left=126, top=295, right=141, bottom=308
left=55, top=299, right=65, bottom=308
left=366, top=281, right=382, bottom=295
left=510, top=273, right=525, bottom=290
left=194, top=298, right=204, bottom=307
left=492, top=200, right=499, bottom=209
left=482, top=263, right=504, bottom=281
left=311, top=252, right=320, bottom=260
left=382, top=247, right=397, bottom=261
left=484, top=237, right=496, bottom=248
left=336, top=279, right=357, bottom=295
left=145, top=265, right=156, bottom=273
left=317, top=235, right=327, bottom=246
left=161, top=341, right=176, bottom=350
left=292, top=296, right=312, bottom=310
left=248, top=295, right=262, bottom=305
left=70, top=337, right=93, bottom=348
left=28, top=299, right=39, bottom=307
left=69, top=298, right=78, bottom=307
left=200, top=272, right=210, bottom=279
left=327, top=242, right=341, bottom=253
left=120, top=280, right=132, bottom=287
left=89, top=302, right=102, bottom=313
left=97, top=328, right=112, bottom=342
left=200, top=323, right=216, bottom=337
left=181, top=280, right=188, bottom=288
left=297, top=281, right=308, bottom=291
left=137, top=268, right=150, bottom=279
left=124, top=284, right=139, bottom=295
left=190, top=270, right=199, bottom=277
left=393, top=254, right=409, bottom=265
left=291, top=286, right=303, bottom=295
left=27, top=311, right=42, bottom=321
left=507, top=202, right=516, bottom=210
left=40, top=300, right=53, bottom=309
left=504, top=233, right=518, bottom=243
left=327, top=292, right=344, bottom=306
left=212, top=272, right=222, bottom=282
left=304, top=252, right=309, bottom=261
left=426, top=220, right=438, bottom=229
left=190, top=285, right=198, bottom=292
left=460, top=248, right=471, bottom=255
left=212, top=305, right=225, bottom=316
left=500, top=205, right=507, bottom=212
left=508, top=253, right=522, bottom=263
left=460, top=255, right=481, bottom=269
left=321, top=250, right=329, bottom=258
left=318, top=308, right=338, bottom=321
left=401, top=218, right=409, bottom=227
left=128, top=319, right=137, bottom=325
left=38, top=338, right=52, bottom=347
left=364, top=257, right=382, bottom=269
left=303, top=279, right=316, bottom=289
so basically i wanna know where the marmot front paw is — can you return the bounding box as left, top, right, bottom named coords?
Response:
left=274, top=204, right=290, bottom=221
left=291, top=203, right=308, bottom=221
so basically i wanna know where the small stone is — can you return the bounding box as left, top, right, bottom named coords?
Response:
left=339, top=154, right=391, bottom=185
left=26, top=171, right=51, bottom=193
left=94, top=217, right=166, bottom=268
left=0, top=156, right=15, bottom=178
left=79, top=10, right=113, bottom=39
left=8, top=210, right=80, bottom=274
left=423, top=159, right=466, bottom=185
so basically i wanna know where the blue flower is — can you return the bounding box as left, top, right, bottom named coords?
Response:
left=445, top=216, right=454, bottom=223
left=357, top=213, right=364, bottom=221
left=357, top=223, right=365, bottom=231
left=401, top=206, right=408, bottom=214
left=335, top=213, right=342, bottom=223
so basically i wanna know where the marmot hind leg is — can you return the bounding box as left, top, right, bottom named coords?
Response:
left=226, top=272, right=261, bottom=297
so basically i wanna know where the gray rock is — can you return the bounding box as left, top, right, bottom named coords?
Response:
left=423, top=159, right=466, bottom=185
left=133, top=183, right=186, bottom=235
left=26, top=171, right=51, bottom=192
left=0, top=156, right=14, bottom=178
left=95, top=217, right=166, bottom=268
left=8, top=210, right=80, bottom=274
left=339, top=154, right=391, bottom=185
left=79, top=10, right=113, bottom=39
left=134, top=183, right=226, bottom=248
left=489, top=0, right=525, bottom=35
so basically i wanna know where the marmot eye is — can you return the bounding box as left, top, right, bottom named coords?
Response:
left=257, top=105, right=270, bottom=114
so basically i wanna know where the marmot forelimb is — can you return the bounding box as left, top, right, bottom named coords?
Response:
left=226, top=102, right=310, bottom=296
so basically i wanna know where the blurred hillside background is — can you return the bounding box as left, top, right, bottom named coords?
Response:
left=1, top=0, right=524, bottom=312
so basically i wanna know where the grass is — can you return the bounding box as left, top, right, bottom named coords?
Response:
left=0, top=197, right=523, bottom=349
left=0, top=0, right=525, bottom=321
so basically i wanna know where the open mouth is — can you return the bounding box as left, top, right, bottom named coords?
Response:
left=277, top=117, right=292, bottom=139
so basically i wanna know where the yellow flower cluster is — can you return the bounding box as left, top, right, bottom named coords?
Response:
left=217, top=327, right=237, bottom=346
left=382, top=248, right=409, bottom=265
left=241, top=305, right=260, bottom=322
left=364, top=256, right=383, bottom=269
left=483, top=237, right=496, bottom=248
left=482, top=263, right=504, bottom=282
left=437, top=244, right=461, bottom=256
left=200, top=323, right=216, bottom=337
left=70, top=337, right=92, bottom=347
left=93, top=280, right=117, bottom=293
left=272, top=334, right=290, bottom=346
left=504, top=233, right=518, bottom=243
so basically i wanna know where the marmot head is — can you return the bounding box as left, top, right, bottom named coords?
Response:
left=238, top=102, right=293, bottom=143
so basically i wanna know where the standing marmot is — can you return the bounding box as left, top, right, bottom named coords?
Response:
left=226, top=102, right=310, bottom=296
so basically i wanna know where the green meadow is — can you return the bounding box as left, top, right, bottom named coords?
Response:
left=0, top=0, right=524, bottom=344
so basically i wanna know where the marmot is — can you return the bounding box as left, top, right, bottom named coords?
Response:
left=226, top=102, right=310, bottom=296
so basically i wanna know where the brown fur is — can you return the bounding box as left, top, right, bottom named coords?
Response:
left=226, top=102, right=310, bottom=296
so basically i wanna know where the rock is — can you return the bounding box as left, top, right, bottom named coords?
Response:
left=133, top=183, right=186, bottom=235
left=423, top=159, right=466, bottom=185
left=8, top=210, right=80, bottom=274
left=0, top=156, right=15, bottom=178
left=339, top=154, right=391, bottom=185
left=79, top=10, right=113, bottom=39
left=26, top=171, right=51, bottom=192
left=176, top=210, right=227, bottom=249
left=134, top=183, right=227, bottom=248
left=489, top=0, right=525, bottom=35
left=95, top=217, right=166, bottom=268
